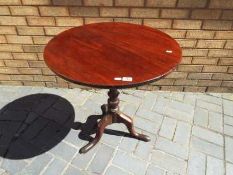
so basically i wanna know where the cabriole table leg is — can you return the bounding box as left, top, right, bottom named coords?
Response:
left=79, top=88, right=150, bottom=153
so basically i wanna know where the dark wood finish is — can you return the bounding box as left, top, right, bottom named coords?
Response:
left=44, top=22, right=182, bottom=89
left=44, top=22, right=182, bottom=153
left=79, top=89, right=150, bottom=154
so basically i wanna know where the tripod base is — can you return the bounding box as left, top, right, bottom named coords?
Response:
left=79, top=89, right=150, bottom=154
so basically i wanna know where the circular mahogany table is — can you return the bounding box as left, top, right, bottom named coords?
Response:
left=44, top=22, right=182, bottom=153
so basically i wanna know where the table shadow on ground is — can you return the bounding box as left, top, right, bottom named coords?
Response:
left=0, top=93, right=133, bottom=159
left=0, top=93, right=76, bottom=159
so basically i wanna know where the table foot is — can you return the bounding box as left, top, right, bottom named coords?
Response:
left=79, top=114, right=113, bottom=154
left=116, top=112, right=151, bottom=142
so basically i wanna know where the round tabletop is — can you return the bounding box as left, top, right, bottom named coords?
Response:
left=44, top=22, right=182, bottom=89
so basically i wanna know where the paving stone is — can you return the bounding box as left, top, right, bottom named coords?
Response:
left=225, top=136, right=233, bottom=163
left=49, top=141, right=78, bottom=162
left=63, top=165, right=84, bottom=175
left=226, top=163, right=233, bottom=175
left=151, top=150, right=187, bottom=174
left=104, top=166, right=129, bottom=175
left=208, top=93, right=222, bottom=98
left=121, top=89, right=136, bottom=95
left=192, top=126, right=223, bottom=146
left=224, top=115, right=233, bottom=126
left=41, top=158, right=67, bottom=175
left=0, top=102, right=9, bottom=110
left=122, top=104, right=139, bottom=117
left=119, top=135, right=138, bottom=152
left=106, top=123, right=128, bottom=133
left=112, top=150, right=147, bottom=175
left=158, top=92, right=171, bottom=97
left=120, top=94, right=142, bottom=106
left=64, top=129, right=86, bottom=148
left=101, top=131, right=122, bottom=147
left=222, top=94, right=233, bottom=101
left=197, top=100, right=222, bottom=113
left=139, top=92, right=157, bottom=110
left=193, top=107, right=208, bottom=127
left=71, top=144, right=100, bottom=170
left=74, top=107, right=94, bottom=123
left=206, top=156, right=224, bottom=175
left=171, top=92, right=184, bottom=102
left=187, top=150, right=206, bottom=175
left=1, top=172, right=10, bottom=175
left=165, top=106, right=193, bottom=123
left=0, top=93, right=18, bottom=103
left=224, top=124, right=233, bottom=136
left=167, top=100, right=194, bottom=114
left=1, top=159, right=27, bottom=175
left=89, top=92, right=107, bottom=105
left=223, top=99, right=233, bottom=116
left=119, top=101, right=128, bottom=111
left=13, top=86, right=33, bottom=96
left=0, top=171, right=9, bottom=175
left=197, top=94, right=222, bottom=105
left=208, top=112, right=223, bottom=133
left=0, top=85, right=232, bottom=175
left=131, top=90, right=146, bottom=98
left=134, top=136, right=154, bottom=160
left=174, top=121, right=191, bottom=146
left=183, top=94, right=196, bottom=106
left=152, top=96, right=169, bottom=115
left=39, top=88, right=66, bottom=97
left=0, top=168, right=6, bottom=175
left=136, top=107, right=163, bottom=122
left=134, top=116, right=160, bottom=134
left=64, top=90, right=91, bottom=107
left=0, top=92, right=16, bottom=101
left=159, top=117, right=177, bottom=140
left=0, top=86, right=17, bottom=93
left=17, top=153, right=52, bottom=175
left=166, top=172, right=179, bottom=175
left=97, top=89, right=108, bottom=95
left=82, top=99, right=102, bottom=115
left=146, top=164, right=165, bottom=175
left=88, top=144, right=114, bottom=174
left=191, top=136, right=223, bottom=159
left=21, top=157, right=34, bottom=165
left=155, top=137, right=188, bottom=160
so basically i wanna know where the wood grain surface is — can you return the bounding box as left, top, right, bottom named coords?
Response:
left=44, top=22, right=182, bottom=89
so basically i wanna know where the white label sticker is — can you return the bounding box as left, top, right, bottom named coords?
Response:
left=166, top=50, right=173, bottom=53
left=114, top=77, right=122, bottom=81
left=122, top=77, right=133, bottom=81
left=114, top=77, right=133, bottom=82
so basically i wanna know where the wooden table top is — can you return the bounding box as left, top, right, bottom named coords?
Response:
left=44, top=22, right=182, bottom=89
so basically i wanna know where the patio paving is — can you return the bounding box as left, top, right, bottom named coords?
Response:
left=0, top=85, right=232, bottom=175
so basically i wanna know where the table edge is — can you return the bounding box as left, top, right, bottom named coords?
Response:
left=45, top=61, right=178, bottom=89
